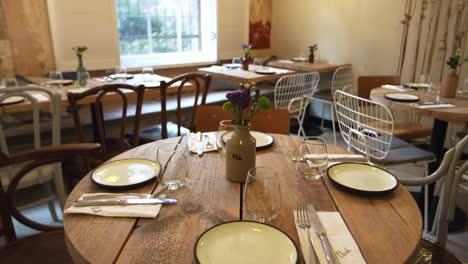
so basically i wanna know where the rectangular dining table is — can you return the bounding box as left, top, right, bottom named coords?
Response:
left=63, top=134, right=422, bottom=264
left=266, top=60, right=348, bottom=73
left=197, top=64, right=295, bottom=83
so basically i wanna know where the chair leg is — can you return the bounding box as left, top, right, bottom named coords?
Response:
left=298, top=111, right=307, bottom=137
left=43, top=182, right=60, bottom=222
left=424, top=184, right=428, bottom=234
left=331, top=106, right=337, bottom=145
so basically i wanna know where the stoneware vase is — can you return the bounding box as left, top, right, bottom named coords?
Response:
left=241, top=56, right=251, bottom=71
left=225, top=125, right=256, bottom=183
left=442, top=69, right=459, bottom=98
left=308, top=53, right=315, bottom=63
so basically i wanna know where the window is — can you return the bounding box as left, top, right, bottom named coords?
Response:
left=116, top=0, right=217, bottom=68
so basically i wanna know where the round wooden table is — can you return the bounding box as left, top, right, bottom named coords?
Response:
left=63, top=134, right=422, bottom=263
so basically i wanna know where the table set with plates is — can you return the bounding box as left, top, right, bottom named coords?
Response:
left=198, top=64, right=295, bottom=83
left=63, top=133, right=422, bottom=264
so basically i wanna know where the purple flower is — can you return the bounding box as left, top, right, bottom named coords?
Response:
left=254, top=88, right=260, bottom=95
left=242, top=44, right=249, bottom=49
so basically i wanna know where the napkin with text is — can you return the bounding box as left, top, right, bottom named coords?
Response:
left=294, top=211, right=366, bottom=264
left=187, top=132, right=218, bottom=153
left=64, top=193, right=164, bottom=218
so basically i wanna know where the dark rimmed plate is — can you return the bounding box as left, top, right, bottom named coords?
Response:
left=254, top=68, right=276, bottom=75
left=222, top=131, right=274, bottom=149
left=91, top=158, right=160, bottom=189
left=384, top=93, right=419, bottom=102
left=327, top=162, right=399, bottom=194
left=0, top=96, right=25, bottom=106
left=194, top=220, right=298, bottom=264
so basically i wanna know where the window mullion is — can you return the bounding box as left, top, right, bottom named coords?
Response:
left=146, top=12, right=153, bottom=54
left=176, top=9, right=182, bottom=52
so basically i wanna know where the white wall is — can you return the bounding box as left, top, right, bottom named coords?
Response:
left=217, top=0, right=250, bottom=60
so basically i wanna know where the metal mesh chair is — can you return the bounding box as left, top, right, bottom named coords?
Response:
left=274, top=72, right=320, bottom=137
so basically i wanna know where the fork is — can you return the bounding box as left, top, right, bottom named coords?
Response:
left=296, top=201, right=318, bottom=264
left=203, top=134, right=214, bottom=150
left=81, top=193, right=159, bottom=200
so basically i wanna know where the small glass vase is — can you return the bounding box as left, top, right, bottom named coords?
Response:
left=77, top=55, right=87, bottom=87
left=225, top=124, right=256, bottom=182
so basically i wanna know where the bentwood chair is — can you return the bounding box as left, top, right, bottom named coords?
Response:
left=194, top=105, right=290, bottom=135
left=274, top=72, right=320, bottom=137
left=0, top=143, right=100, bottom=263
left=67, top=84, right=144, bottom=177
left=312, top=66, right=353, bottom=145
left=138, top=73, right=211, bottom=141
left=358, top=75, right=433, bottom=141
left=0, top=86, right=64, bottom=220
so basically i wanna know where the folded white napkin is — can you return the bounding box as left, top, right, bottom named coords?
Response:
left=187, top=132, right=218, bottom=153
left=209, top=65, right=229, bottom=71
left=294, top=211, right=366, bottom=264
left=415, top=103, right=454, bottom=109
left=381, top=85, right=409, bottom=92
left=64, top=193, right=164, bottom=218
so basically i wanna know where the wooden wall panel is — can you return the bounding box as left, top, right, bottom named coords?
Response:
left=0, top=0, right=14, bottom=77
left=2, top=0, right=55, bottom=76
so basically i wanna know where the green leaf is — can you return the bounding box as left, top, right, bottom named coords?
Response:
left=223, top=102, right=232, bottom=111
left=257, top=96, right=272, bottom=110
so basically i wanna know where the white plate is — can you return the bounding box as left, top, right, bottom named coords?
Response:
left=254, top=68, right=276, bottom=74
left=195, top=221, right=298, bottom=264
left=67, top=87, right=90, bottom=93
left=0, top=96, right=24, bottom=105
left=384, top=93, right=419, bottom=102
left=404, top=82, right=430, bottom=89
left=109, top=74, right=134, bottom=79
left=291, top=57, right=307, bottom=62
left=328, top=163, right=399, bottom=194
left=222, top=63, right=242, bottom=69
left=91, top=159, right=161, bottom=189
left=222, top=131, right=274, bottom=149
left=46, top=79, right=74, bottom=86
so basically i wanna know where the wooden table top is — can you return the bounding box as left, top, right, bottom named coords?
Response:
left=267, top=60, right=348, bottom=73
left=63, top=134, right=422, bottom=264
left=370, top=87, right=468, bottom=123
left=0, top=74, right=191, bottom=114
left=198, top=64, right=295, bottom=83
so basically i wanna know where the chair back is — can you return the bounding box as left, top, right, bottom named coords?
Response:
left=0, top=143, right=100, bottom=242
left=274, top=72, right=319, bottom=114
left=195, top=106, right=290, bottom=135
left=357, top=75, right=400, bottom=99
left=331, top=66, right=354, bottom=95
left=159, top=73, right=211, bottom=139
left=334, top=90, right=394, bottom=160
left=67, top=84, right=145, bottom=154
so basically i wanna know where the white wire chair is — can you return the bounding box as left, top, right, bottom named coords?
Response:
left=0, top=85, right=64, bottom=221
left=314, top=66, right=353, bottom=145
left=274, top=72, right=320, bottom=137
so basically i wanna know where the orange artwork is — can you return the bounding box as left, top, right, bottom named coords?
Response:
left=249, top=0, right=271, bottom=49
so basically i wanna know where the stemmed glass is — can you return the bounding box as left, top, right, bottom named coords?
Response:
left=216, top=120, right=235, bottom=156
left=297, top=137, right=328, bottom=180
left=46, top=71, right=64, bottom=90
left=243, top=167, right=281, bottom=223
left=156, top=143, right=188, bottom=191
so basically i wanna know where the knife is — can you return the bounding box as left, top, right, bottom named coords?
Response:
left=308, top=205, right=341, bottom=264
left=196, top=132, right=204, bottom=155
left=73, top=198, right=178, bottom=207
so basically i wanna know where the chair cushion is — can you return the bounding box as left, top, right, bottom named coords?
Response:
left=312, top=90, right=333, bottom=102
left=373, top=144, right=436, bottom=166
left=0, top=163, right=56, bottom=190
left=393, top=120, right=433, bottom=141
left=0, top=230, right=73, bottom=264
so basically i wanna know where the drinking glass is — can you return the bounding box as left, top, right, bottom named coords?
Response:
left=1, top=75, right=18, bottom=88
left=156, top=143, right=188, bottom=191
left=297, top=137, right=328, bottom=180
left=244, top=167, right=281, bottom=223
left=114, top=65, right=127, bottom=79
left=232, top=57, right=242, bottom=65
left=458, top=77, right=468, bottom=94
left=47, top=71, right=64, bottom=90
left=429, top=82, right=441, bottom=104
left=142, top=67, right=154, bottom=82
left=217, top=120, right=235, bottom=156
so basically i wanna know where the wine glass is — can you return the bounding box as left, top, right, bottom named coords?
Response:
left=243, top=167, right=281, bottom=223
left=47, top=71, right=64, bottom=90
left=232, top=57, right=242, bottom=65
left=156, top=143, right=188, bottom=191
left=217, top=120, right=235, bottom=156
left=297, top=137, right=328, bottom=180
left=142, top=67, right=154, bottom=82
left=114, top=65, right=127, bottom=79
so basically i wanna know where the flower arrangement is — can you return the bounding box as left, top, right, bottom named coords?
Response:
left=223, top=82, right=272, bottom=126
left=309, top=44, right=318, bottom=54
left=446, top=49, right=468, bottom=70
left=73, top=46, right=88, bottom=57
left=242, top=44, right=252, bottom=57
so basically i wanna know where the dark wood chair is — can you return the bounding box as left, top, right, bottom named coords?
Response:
left=0, top=143, right=100, bottom=263
left=195, top=105, right=291, bottom=135
left=358, top=75, right=432, bottom=141
left=67, top=83, right=145, bottom=159
left=139, top=73, right=211, bottom=141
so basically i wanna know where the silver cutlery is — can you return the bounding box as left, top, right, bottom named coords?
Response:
left=296, top=201, right=318, bottom=264
left=196, top=131, right=204, bottom=155
left=203, top=134, right=214, bottom=151
left=81, top=193, right=159, bottom=200
left=73, top=198, right=178, bottom=207
left=308, top=204, right=341, bottom=264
